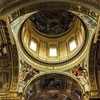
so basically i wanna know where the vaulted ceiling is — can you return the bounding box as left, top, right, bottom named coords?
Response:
left=0, top=0, right=100, bottom=100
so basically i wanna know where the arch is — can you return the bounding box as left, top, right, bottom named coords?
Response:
left=0, top=20, right=19, bottom=95
left=23, top=72, right=85, bottom=100
left=24, top=72, right=85, bottom=94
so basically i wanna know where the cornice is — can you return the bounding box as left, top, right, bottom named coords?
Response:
left=6, top=2, right=99, bottom=23
left=0, top=0, right=100, bottom=16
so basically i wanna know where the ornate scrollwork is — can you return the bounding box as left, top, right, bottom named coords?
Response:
left=71, top=60, right=90, bottom=92
left=18, top=59, right=39, bottom=94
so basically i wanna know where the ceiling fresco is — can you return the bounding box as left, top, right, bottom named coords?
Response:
left=30, top=10, right=75, bottom=37
left=0, top=0, right=100, bottom=100
left=24, top=74, right=83, bottom=100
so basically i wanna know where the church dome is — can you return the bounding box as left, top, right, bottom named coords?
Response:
left=20, top=10, right=87, bottom=67
left=30, top=10, right=76, bottom=38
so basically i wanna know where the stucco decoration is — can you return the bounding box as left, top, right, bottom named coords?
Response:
left=71, top=60, right=90, bottom=92
left=18, top=59, right=39, bottom=94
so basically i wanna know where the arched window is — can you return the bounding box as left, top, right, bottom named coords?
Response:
left=30, top=40, right=37, bottom=52
left=49, top=47, right=57, bottom=57
left=69, top=39, right=77, bottom=51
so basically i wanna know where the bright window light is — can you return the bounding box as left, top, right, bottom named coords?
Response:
left=49, top=48, right=57, bottom=57
left=30, top=41, right=37, bottom=52
left=69, top=40, right=77, bottom=51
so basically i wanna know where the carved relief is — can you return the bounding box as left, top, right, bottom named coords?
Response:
left=0, top=71, right=9, bottom=93
left=0, top=20, right=9, bottom=60
left=0, top=20, right=13, bottom=95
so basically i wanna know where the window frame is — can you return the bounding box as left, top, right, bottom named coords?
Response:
left=29, top=37, right=38, bottom=52
left=68, top=37, right=77, bottom=52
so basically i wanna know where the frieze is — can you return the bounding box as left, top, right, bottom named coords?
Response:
left=0, top=0, right=100, bottom=10
left=1, top=92, right=20, bottom=100
left=8, top=2, right=99, bottom=23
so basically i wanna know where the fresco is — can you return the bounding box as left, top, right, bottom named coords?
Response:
left=25, top=83, right=36, bottom=100
left=71, top=84, right=82, bottom=100
left=30, top=10, right=75, bottom=36
left=71, top=61, right=90, bottom=92
left=42, top=78, right=65, bottom=90
left=48, top=92, right=58, bottom=99
left=18, top=59, right=39, bottom=93
left=24, top=74, right=83, bottom=100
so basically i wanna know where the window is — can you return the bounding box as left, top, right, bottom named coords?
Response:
left=69, top=39, right=77, bottom=51
left=30, top=41, right=37, bottom=52
left=49, top=48, right=57, bottom=57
